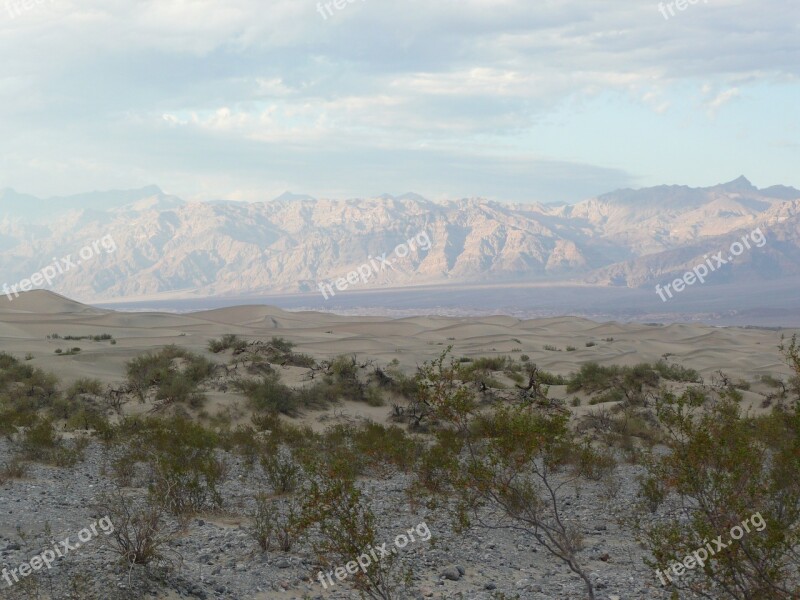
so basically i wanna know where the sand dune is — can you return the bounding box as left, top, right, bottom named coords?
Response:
left=0, top=291, right=796, bottom=390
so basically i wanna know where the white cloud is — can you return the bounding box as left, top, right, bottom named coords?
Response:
left=0, top=0, right=797, bottom=201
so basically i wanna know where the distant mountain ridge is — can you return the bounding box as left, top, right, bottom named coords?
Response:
left=0, top=178, right=798, bottom=301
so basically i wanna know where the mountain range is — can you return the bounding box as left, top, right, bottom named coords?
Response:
left=1, top=177, right=798, bottom=303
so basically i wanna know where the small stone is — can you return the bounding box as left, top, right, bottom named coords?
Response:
left=441, top=566, right=461, bottom=581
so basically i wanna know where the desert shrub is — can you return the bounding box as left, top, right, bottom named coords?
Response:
left=294, top=380, right=334, bottom=410
left=588, top=388, right=624, bottom=405
left=543, top=345, right=560, bottom=352
left=653, top=360, right=702, bottom=383
left=248, top=493, right=301, bottom=552
left=126, top=346, right=211, bottom=407
left=301, top=475, right=409, bottom=599
left=183, top=355, right=214, bottom=382
left=305, top=425, right=365, bottom=482
left=283, top=352, right=316, bottom=368
left=303, top=422, right=420, bottom=480
left=568, top=362, right=660, bottom=406
left=352, top=422, right=421, bottom=473
left=382, top=368, right=417, bottom=398
left=363, top=386, right=386, bottom=407
left=465, top=356, right=509, bottom=372
left=640, top=388, right=800, bottom=599
left=321, top=354, right=383, bottom=404
left=585, top=342, right=596, bottom=348
left=566, top=346, right=577, bottom=352
left=520, top=354, right=530, bottom=362
left=236, top=372, right=299, bottom=416
left=412, top=349, right=598, bottom=599
left=537, top=369, right=568, bottom=386
left=222, top=425, right=263, bottom=470
left=0, top=458, right=26, bottom=484
left=53, top=333, right=114, bottom=342
left=116, top=416, right=226, bottom=516
left=567, top=362, right=619, bottom=393
left=571, top=442, right=616, bottom=481
left=759, top=374, right=784, bottom=389
left=65, top=377, right=104, bottom=401
left=155, top=376, right=205, bottom=409
left=18, top=419, right=63, bottom=461
left=270, top=337, right=295, bottom=353
left=63, top=406, right=108, bottom=432
left=0, top=353, right=60, bottom=417
left=405, top=347, right=471, bottom=430
left=262, top=447, right=302, bottom=494
left=15, top=418, right=87, bottom=466
left=208, top=334, right=248, bottom=354
left=330, top=354, right=359, bottom=383
left=251, top=412, right=316, bottom=450
left=98, top=486, right=175, bottom=566
left=110, top=450, right=140, bottom=487
left=504, top=370, right=525, bottom=384
left=126, top=351, right=173, bottom=399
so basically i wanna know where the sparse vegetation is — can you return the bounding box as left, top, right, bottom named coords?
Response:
left=125, top=345, right=213, bottom=408
left=208, top=333, right=248, bottom=354
left=2, top=327, right=798, bottom=599
left=49, top=333, right=115, bottom=342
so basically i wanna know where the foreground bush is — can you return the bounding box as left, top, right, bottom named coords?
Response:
left=112, top=416, right=226, bottom=516
left=98, top=486, right=176, bottom=567
left=301, top=475, right=409, bottom=600
left=640, top=346, right=800, bottom=598
left=413, top=349, right=601, bottom=599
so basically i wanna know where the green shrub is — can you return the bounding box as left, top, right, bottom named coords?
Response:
left=412, top=349, right=599, bottom=599
left=65, top=377, right=104, bottom=400
left=236, top=373, right=298, bottom=416
left=249, top=494, right=300, bottom=553
left=117, top=416, right=227, bottom=516
left=126, top=346, right=211, bottom=407
left=263, top=448, right=302, bottom=495
left=19, top=419, right=62, bottom=461
left=301, top=476, right=407, bottom=597
left=641, top=390, right=800, bottom=598
left=208, top=334, right=248, bottom=354
left=653, top=360, right=701, bottom=383
left=270, top=337, right=295, bottom=353
left=465, top=356, right=509, bottom=372
left=759, top=374, right=784, bottom=389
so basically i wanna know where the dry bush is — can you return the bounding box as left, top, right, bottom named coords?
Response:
left=98, top=486, right=177, bottom=567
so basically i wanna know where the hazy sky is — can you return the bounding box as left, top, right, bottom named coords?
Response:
left=0, top=0, right=797, bottom=203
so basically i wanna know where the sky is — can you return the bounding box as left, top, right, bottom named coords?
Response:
left=0, top=0, right=797, bottom=204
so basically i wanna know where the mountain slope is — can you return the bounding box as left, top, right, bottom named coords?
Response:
left=0, top=178, right=798, bottom=301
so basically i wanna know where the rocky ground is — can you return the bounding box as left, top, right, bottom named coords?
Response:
left=0, top=438, right=675, bottom=600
